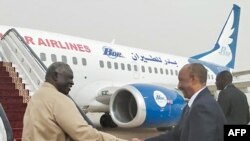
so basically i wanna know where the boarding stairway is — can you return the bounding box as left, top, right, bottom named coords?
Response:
left=0, top=29, right=46, bottom=141
left=0, top=61, right=28, bottom=141
left=0, top=28, right=94, bottom=141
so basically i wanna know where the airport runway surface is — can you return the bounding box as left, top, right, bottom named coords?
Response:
left=98, top=127, right=160, bottom=140
left=88, top=113, right=162, bottom=140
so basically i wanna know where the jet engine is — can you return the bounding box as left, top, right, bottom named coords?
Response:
left=110, top=83, right=186, bottom=128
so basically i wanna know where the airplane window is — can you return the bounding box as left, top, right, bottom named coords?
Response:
left=208, top=74, right=210, bottom=79
left=72, top=57, right=77, bottom=65
left=51, top=54, right=57, bottom=62
left=165, top=69, right=169, bottom=75
left=40, top=53, right=46, bottom=61
left=121, top=63, right=125, bottom=70
left=62, top=55, right=67, bottom=63
left=160, top=68, right=163, bottom=74
left=107, top=61, right=112, bottom=69
left=211, top=75, right=214, bottom=80
left=148, top=67, right=152, bottom=73
left=127, top=64, right=131, bottom=71
left=99, top=60, right=104, bottom=68
left=170, top=69, right=173, bottom=75
left=114, top=62, right=118, bottom=69
left=175, top=70, right=178, bottom=76
left=82, top=58, right=87, bottom=66
left=134, top=65, right=138, bottom=72
left=141, top=66, right=145, bottom=72
left=154, top=67, right=158, bottom=74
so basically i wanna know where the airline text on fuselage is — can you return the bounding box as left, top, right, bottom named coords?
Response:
left=0, top=33, right=91, bottom=53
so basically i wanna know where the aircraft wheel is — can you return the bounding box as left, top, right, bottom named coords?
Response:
left=100, top=113, right=117, bottom=128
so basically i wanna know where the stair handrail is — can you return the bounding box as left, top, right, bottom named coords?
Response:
left=2, top=28, right=47, bottom=71
left=0, top=28, right=47, bottom=95
left=0, top=104, right=14, bottom=141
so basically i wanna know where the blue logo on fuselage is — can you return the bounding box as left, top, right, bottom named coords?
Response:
left=103, top=47, right=124, bottom=59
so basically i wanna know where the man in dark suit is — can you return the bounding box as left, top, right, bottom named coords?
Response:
left=132, top=63, right=226, bottom=141
left=216, top=70, right=250, bottom=124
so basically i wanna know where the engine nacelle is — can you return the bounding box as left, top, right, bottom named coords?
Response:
left=110, top=84, right=186, bottom=128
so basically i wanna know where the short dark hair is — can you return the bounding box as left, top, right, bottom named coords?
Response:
left=45, top=62, right=72, bottom=81
left=217, top=70, right=232, bottom=84
left=188, top=63, right=207, bottom=84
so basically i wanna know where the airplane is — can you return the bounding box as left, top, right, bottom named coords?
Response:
left=0, top=4, right=245, bottom=131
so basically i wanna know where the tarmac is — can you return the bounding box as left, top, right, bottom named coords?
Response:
left=98, top=127, right=160, bottom=140
left=88, top=113, right=162, bottom=140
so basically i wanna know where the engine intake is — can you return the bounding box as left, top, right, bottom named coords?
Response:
left=110, top=84, right=186, bottom=128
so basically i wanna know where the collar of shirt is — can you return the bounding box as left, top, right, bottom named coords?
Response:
left=188, top=86, right=206, bottom=108
left=223, top=83, right=232, bottom=89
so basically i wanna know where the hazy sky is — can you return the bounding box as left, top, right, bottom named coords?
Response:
left=0, top=0, right=249, bottom=72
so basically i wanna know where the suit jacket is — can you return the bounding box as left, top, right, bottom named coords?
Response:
left=145, top=87, right=226, bottom=141
left=218, top=84, right=250, bottom=124
left=22, top=82, right=126, bottom=141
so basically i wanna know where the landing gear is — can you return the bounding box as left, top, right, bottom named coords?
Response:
left=100, top=112, right=117, bottom=128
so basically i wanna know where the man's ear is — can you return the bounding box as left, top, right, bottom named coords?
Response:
left=191, top=75, right=199, bottom=84
left=190, top=74, right=195, bottom=81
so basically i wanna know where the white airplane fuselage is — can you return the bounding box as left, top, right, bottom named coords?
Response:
left=0, top=25, right=213, bottom=105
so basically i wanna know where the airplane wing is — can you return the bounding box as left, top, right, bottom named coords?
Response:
left=208, top=69, right=250, bottom=94
left=232, top=70, right=250, bottom=77
left=208, top=81, right=250, bottom=97
left=233, top=81, right=250, bottom=90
